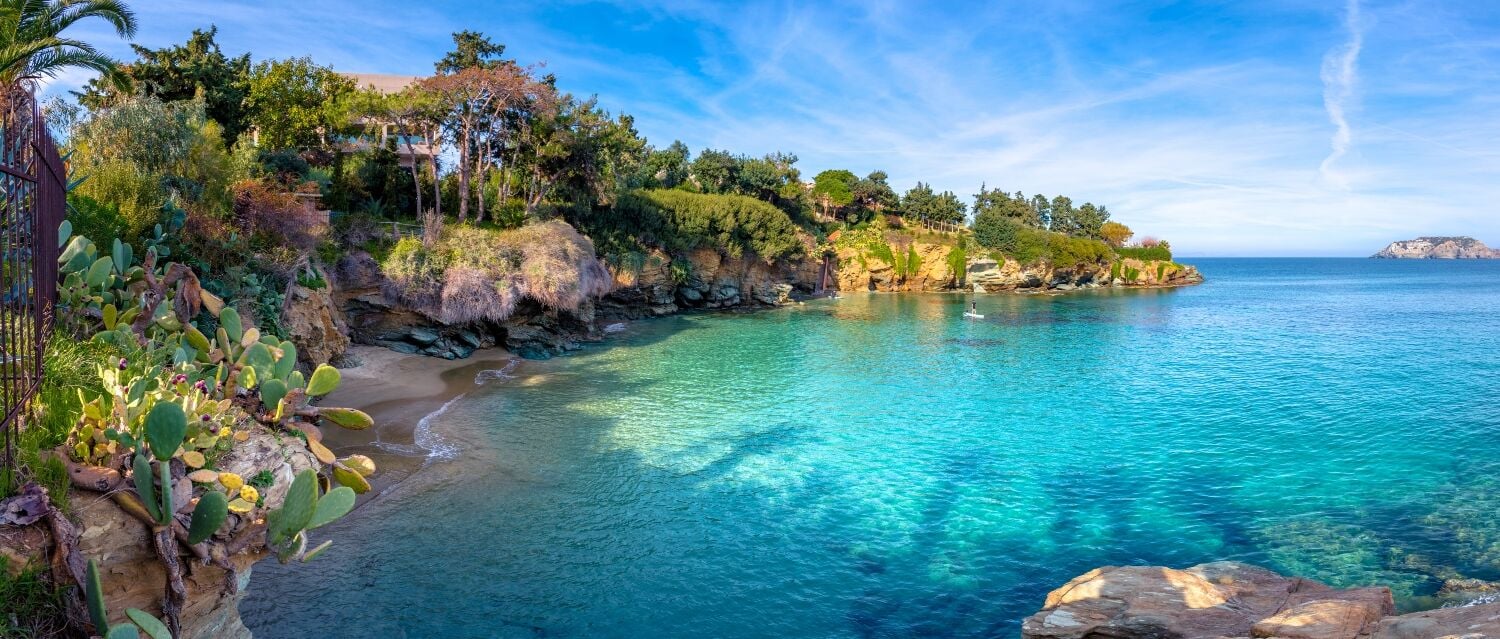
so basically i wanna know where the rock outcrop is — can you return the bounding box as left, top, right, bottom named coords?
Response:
left=1023, top=562, right=1500, bottom=639
left=280, top=282, right=350, bottom=366
left=600, top=246, right=819, bottom=319
left=333, top=232, right=1201, bottom=361
left=5, top=428, right=317, bottom=639
left=1372, top=237, right=1499, bottom=259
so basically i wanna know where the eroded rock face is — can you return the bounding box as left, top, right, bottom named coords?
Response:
left=603, top=247, right=817, bottom=318
left=1021, top=562, right=1393, bottom=639
left=280, top=282, right=350, bottom=366
left=832, top=241, right=962, bottom=292
left=1373, top=236, right=1499, bottom=259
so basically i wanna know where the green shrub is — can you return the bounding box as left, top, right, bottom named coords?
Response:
left=946, top=242, right=967, bottom=283
left=1116, top=244, right=1173, bottom=261
left=974, top=211, right=1113, bottom=266
left=381, top=236, right=448, bottom=311
left=868, top=239, right=894, bottom=265
left=592, top=189, right=803, bottom=261
left=72, top=160, right=164, bottom=241
left=65, top=194, right=129, bottom=245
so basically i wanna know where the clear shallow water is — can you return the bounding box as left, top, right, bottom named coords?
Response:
left=246, top=258, right=1500, bottom=638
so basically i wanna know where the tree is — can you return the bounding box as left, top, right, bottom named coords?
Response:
left=639, top=140, right=689, bottom=189
left=1100, top=220, right=1132, bottom=247
left=1049, top=195, right=1076, bottom=235
left=972, top=184, right=1038, bottom=227
left=903, top=182, right=966, bottom=224
left=1029, top=194, right=1051, bottom=229
left=349, top=83, right=447, bottom=217
left=852, top=170, right=897, bottom=218
left=77, top=26, right=251, bottom=142
left=244, top=56, right=354, bottom=149
left=811, top=169, right=856, bottom=220
left=436, top=30, right=508, bottom=74
left=1075, top=202, right=1109, bottom=240
left=689, top=148, right=737, bottom=194
left=0, top=0, right=137, bottom=87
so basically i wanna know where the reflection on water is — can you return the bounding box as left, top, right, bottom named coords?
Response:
left=247, top=258, right=1500, bottom=638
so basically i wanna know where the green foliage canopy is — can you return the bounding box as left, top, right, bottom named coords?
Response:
left=245, top=56, right=354, bottom=149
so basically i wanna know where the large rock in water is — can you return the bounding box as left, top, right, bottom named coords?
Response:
left=1372, top=236, right=1500, bottom=259
left=1021, top=562, right=1394, bottom=639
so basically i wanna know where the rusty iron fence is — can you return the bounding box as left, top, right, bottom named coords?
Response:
left=0, top=82, right=66, bottom=475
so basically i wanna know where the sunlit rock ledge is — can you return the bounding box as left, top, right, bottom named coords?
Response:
left=1022, top=562, right=1500, bottom=639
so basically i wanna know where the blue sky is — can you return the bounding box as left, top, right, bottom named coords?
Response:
left=49, top=0, right=1500, bottom=256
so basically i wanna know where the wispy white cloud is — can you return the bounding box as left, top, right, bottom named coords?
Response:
left=70, top=0, right=1500, bottom=256
left=1319, top=0, right=1365, bottom=189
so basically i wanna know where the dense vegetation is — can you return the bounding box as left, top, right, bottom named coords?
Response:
left=598, top=189, right=804, bottom=260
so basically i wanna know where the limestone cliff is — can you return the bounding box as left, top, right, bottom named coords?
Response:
left=331, top=233, right=1200, bottom=361
left=1372, top=236, right=1499, bottom=259
left=601, top=247, right=820, bottom=320
left=830, top=237, right=1201, bottom=293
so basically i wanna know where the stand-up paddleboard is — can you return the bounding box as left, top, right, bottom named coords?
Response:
left=964, top=301, right=983, bottom=319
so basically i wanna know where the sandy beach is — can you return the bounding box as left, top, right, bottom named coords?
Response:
left=317, top=345, right=520, bottom=492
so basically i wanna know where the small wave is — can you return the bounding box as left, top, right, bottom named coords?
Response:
left=475, top=359, right=520, bottom=385
left=412, top=394, right=465, bottom=463
left=604, top=322, right=628, bottom=333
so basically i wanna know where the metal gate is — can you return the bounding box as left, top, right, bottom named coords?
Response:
left=0, top=82, right=66, bottom=472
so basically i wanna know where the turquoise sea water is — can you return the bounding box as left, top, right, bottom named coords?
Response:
left=245, top=258, right=1500, bottom=638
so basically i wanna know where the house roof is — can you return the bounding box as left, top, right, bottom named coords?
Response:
left=343, top=73, right=419, bottom=94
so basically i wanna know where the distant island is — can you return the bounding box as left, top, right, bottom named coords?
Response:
left=1372, top=236, right=1500, bottom=259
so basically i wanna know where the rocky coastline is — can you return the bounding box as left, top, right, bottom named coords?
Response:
left=295, top=240, right=1203, bottom=365
left=1023, top=562, right=1500, bottom=639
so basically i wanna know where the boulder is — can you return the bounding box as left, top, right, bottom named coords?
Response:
left=1021, top=562, right=1393, bottom=639
left=279, top=282, right=350, bottom=366
left=1373, top=603, right=1500, bottom=639
left=406, top=326, right=441, bottom=345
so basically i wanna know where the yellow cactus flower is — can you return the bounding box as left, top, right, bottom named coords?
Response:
left=240, top=485, right=260, bottom=503
left=219, top=472, right=244, bottom=491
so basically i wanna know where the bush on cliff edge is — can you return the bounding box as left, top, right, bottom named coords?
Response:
left=583, top=189, right=804, bottom=262
left=381, top=220, right=613, bottom=325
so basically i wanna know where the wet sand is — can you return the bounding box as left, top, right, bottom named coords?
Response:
left=316, top=345, right=519, bottom=493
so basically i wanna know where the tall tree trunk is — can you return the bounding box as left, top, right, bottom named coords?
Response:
left=457, top=125, right=471, bottom=222
left=476, top=142, right=489, bottom=223
left=428, top=125, right=442, bottom=219
left=396, top=120, right=422, bottom=216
